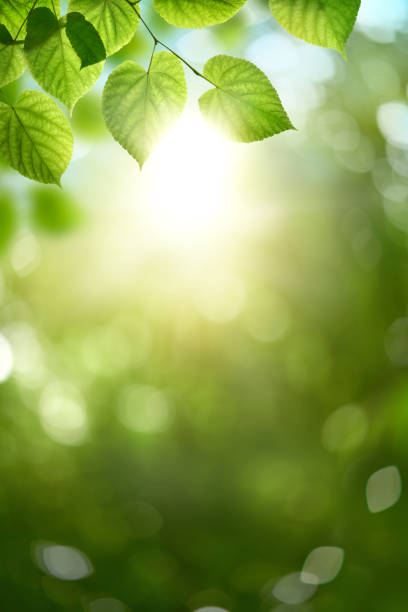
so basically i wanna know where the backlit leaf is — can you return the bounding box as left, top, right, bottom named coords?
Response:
left=0, top=24, right=26, bottom=87
left=199, top=55, right=293, bottom=142
left=269, top=0, right=361, bottom=56
left=0, top=0, right=60, bottom=39
left=0, top=90, right=73, bottom=184
left=102, top=52, right=187, bottom=168
left=154, top=0, right=247, bottom=28
left=68, top=0, right=139, bottom=56
left=25, top=7, right=103, bottom=111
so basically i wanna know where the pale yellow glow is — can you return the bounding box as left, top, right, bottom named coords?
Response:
left=141, top=114, right=234, bottom=251
left=49, top=114, right=250, bottom=323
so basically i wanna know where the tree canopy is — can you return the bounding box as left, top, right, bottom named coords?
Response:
left=0, top=0, right=361, bottom=183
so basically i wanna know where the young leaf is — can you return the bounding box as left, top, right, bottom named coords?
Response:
left=199, top=55, right=293, bottom=142
left=269, top=0, right=361, bottom=56
left=0, top=0, right=60, bottom=40
left=0, top=90, right=73, bottom=185
left=0, top=25, right=26, bottom=88
left=154, top=0, right=247, bottom=28
left=102, top=52, right=187, bottom=168
left=24, top=7, right=103, bottom=112
left=68, top=0, right=139, bottom=56
left=66, top=12, right=106, bottom=69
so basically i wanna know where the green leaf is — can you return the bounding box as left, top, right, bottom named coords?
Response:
left=0, top=0, right=60, bottom=40
left=102, top=52, right=187, bottom=168
left=24, top=7, right=103, bottom=111
left=24, top=6, right=59, bottom=51
left=269, top=0, right=360, bottom=56
left=0, top=25, right=26, bottom=87
left=0, top=24, right=13, bottom=44
left=66, top=12, right=106, bottom=68
left=0, top=90, right=74, bottom=185
left=68, top=0, right=139, bottom=56
left=199, top=55, right=293, bottom=142
left=154, top=0, right=247, bottom=28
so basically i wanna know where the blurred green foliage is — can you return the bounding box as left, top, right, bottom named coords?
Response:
left=30, top=187, right=83, bottom=234
left=0, top=194, right=16, bottom=253
left=0, top=3, right=408, bottom=612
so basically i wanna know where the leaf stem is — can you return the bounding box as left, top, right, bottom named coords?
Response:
left=124, top=0, right=215, bottom=86
left=50, top=0, right=59, bottom=19
left=14, top=0, right=39, bottom=41
left=148, top=40, right=157, bottom=72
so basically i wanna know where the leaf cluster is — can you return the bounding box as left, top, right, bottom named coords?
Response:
left=0, top=0, right=361, bottom=184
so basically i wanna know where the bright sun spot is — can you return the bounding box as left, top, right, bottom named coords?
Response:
left=141, top=114, right=234, bottom=250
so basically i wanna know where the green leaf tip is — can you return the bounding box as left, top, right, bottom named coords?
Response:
left=199, top=55, right=294, bottom=143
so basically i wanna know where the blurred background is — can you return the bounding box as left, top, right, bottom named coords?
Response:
left=1, top=0, right=408, bottom=610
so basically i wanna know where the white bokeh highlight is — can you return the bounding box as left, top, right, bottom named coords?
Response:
left=301, top=546, right=344, bottom=585
left=366, top=466, right=401, bottom=513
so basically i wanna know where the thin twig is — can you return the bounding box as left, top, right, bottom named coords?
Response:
left=124, top=0, right=215, bottom=86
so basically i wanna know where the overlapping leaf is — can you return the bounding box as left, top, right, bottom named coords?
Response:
left=154, top=0, right=247, bottom=28
left=102, top=52, right=187, bottom=167
left=0, top=90, right=73, bottom=185
left=269, top=0, right=361, bottom=55
left=24, top=6, right=59, bottom=50
left=0, top=0, right=59, bottom=39
left=199, top=55, right=293, bottom=142
left=24, top=7, right=103, bottom=111
left=68, top=0, right=139, bottom=56
left=66, top=12, right=106, bottom=68
left=0, top=24, right=26, bottom=87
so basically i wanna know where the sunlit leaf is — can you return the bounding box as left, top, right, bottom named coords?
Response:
left=0, top=90, right=73, bottom=185
left=102, top=52, right=187, bottom=168
left=269, top=0, right=361, bottom=56
left=66, top=12, right=106, bottom=68
left=0, top=24, right=26, bottom=87
left=0, top=0, right=60, bottom=39
left=154, top=0, right=247, bottom=28
left=199, top=55, right=293, bottom=142
left=68, top=0, right=139, bottom=56
left=25, top=7, right=103, bottom=111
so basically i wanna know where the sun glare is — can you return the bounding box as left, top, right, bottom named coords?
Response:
left=140, top=114, right=235, bottom=251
